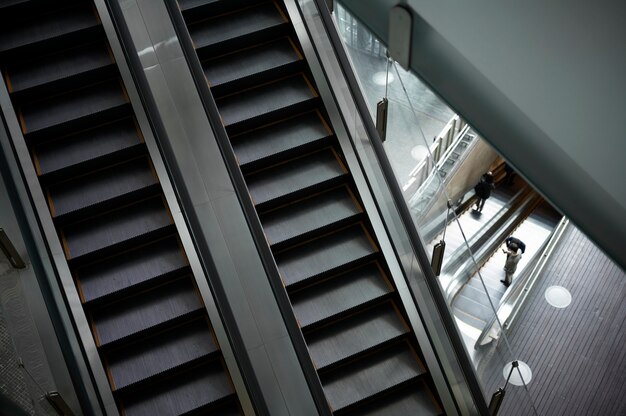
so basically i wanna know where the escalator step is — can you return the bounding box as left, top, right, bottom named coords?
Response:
left=246, top=149, right=346, bottom=207
left=0, top=5, right=99, bottom=53
left=306, top=303, right=409, bottom=370
left=188, top=2, right=286, bottom=51
left=233, top=111, right=330, bottom=169
left=19, top=79, right=128, bottom=134
left=34, top=118, right=143, bottom=176
left=349, top=381, right=442, bottom=416
left=120, top=360, right=236, bottom=416
left=261, top=186, right=360, bottom=246
left=0, top=0, right=30, bottom=10
left=276, top=224, right=377, bottom=287
left=91, top=277, right=202, bottom=347
left=62, top=197, right=173, bottom=259
left=216, top=74, right=317, bottom=127
left=107, top=319, right=218, bottom=390
left=321, top=342, right=425, bottom=412
left=179, top=0, right=253, bottom=16
left=204, top=37, right=302, bottom=89
left=292, top=262, right=392, bottom=328
left=77, top=237, right=188, bottom=303
left=47, top=157, right=158, bottom=218
left=5, top=43, right=114, bottom=94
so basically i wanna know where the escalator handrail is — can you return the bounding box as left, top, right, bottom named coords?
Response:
left=308, top=0, right=490, bottom=414
left=159, top=1, right=332, bottom=415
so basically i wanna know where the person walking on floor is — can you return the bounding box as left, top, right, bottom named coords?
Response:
left=474, top=171, right=495, bottom=212
left=501, top=242, right=522, bottom=287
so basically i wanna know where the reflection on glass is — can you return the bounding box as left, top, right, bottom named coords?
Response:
left=334, top=2, right=546, bottom=413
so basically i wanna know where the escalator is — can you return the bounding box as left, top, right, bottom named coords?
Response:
left=173, top=0, right=444, bottom=414
left=0, top=1, right=244, bottom=414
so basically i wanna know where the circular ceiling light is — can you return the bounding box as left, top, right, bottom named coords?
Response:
left=503, top=361, right=533, bottom=386
left=545, top=285, right=572, bottom=308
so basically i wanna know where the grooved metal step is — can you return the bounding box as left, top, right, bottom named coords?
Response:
left=216, top=73, right=317, bottom=127
left=34, top=118, right=143, bottom=176
left=246, top=148, right=346, bottom=207
left=233, top=110, right=330, bottom=169
left=204, top=37, right=302, bottom=89
left=77, top=236, right=188, bottom=303
left=276, top=224, right=377, bottom=287
left=62, top=197, right=173, bottom=260
left=92, top=278, right=202, bottom=347
left=306, top=303, right=409, bottom=370
left=19, top=79, right=128, bottom=133
left=292, top=262, right=392, bottom=328
left=188, top=2, right=287, bottom=51
left=321, top=342, right=425, bottom=412
left=107, top=319, right=218, bottom=390
left=6, top=42, right=114, bottom=93
left=47, top=157, right=158, bottom=218
left=261, top=186, right=361, bottom=246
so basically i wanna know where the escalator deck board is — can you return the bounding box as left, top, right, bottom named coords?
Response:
left=107, top=319, right=218, bottom=390
left=216, top=73, right=317, bottom=127
left=19, top=80, right=128, bottom=134
left=246, top=148, right=346, bottom=207
left=204, top=37, right=301, bottom=88
left=62, top=197, right=172, bottom=259
left=276, top=224, right=377, bottom=287
left=120, top=360, right=236, bottom=416
left=233, top=110, right=330, bottom=168
left=91, top=278, right=202, bottom=346
left=34, top=118, right=143, bottom=176
left=292, top=262, right=392, bottom=328
left=188, top=2, right=286, bottom=50
left=306, top=302, right=409, bottom=370
left=77, top=236, right=188, bottom=303
left=321, top=342, right=425, bottom=412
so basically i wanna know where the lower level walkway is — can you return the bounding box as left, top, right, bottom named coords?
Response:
left=478, top=225, right=626, bottom=415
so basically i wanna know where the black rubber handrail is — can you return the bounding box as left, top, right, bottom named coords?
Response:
left=101, top=1, right=272, bottom=414
left=161, top=1, right=332, bottom=415
left=309, top=1, right=490, bottom=414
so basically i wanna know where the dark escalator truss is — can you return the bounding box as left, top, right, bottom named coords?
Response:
left=0, top=2, right=244, bottom=415
left=174, top=0, right=445, bottom=414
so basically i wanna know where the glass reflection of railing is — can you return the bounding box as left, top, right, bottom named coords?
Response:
left=406, top=123, right=476, bottom=218
left=335, top=4, right=386, bottom=58
left=402, top=115, right=466, bottom=196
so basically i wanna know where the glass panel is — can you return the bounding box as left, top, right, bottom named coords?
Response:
left=297, top=0, right=544, bottom=413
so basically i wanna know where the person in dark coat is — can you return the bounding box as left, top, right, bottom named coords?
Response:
left=505, top=236, right=526, bottom=254
left=504, top=162, right=516, bottom=186
left=474, top=171, right=495, bottom=212
left=501, top=243, right=522, bottom=287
